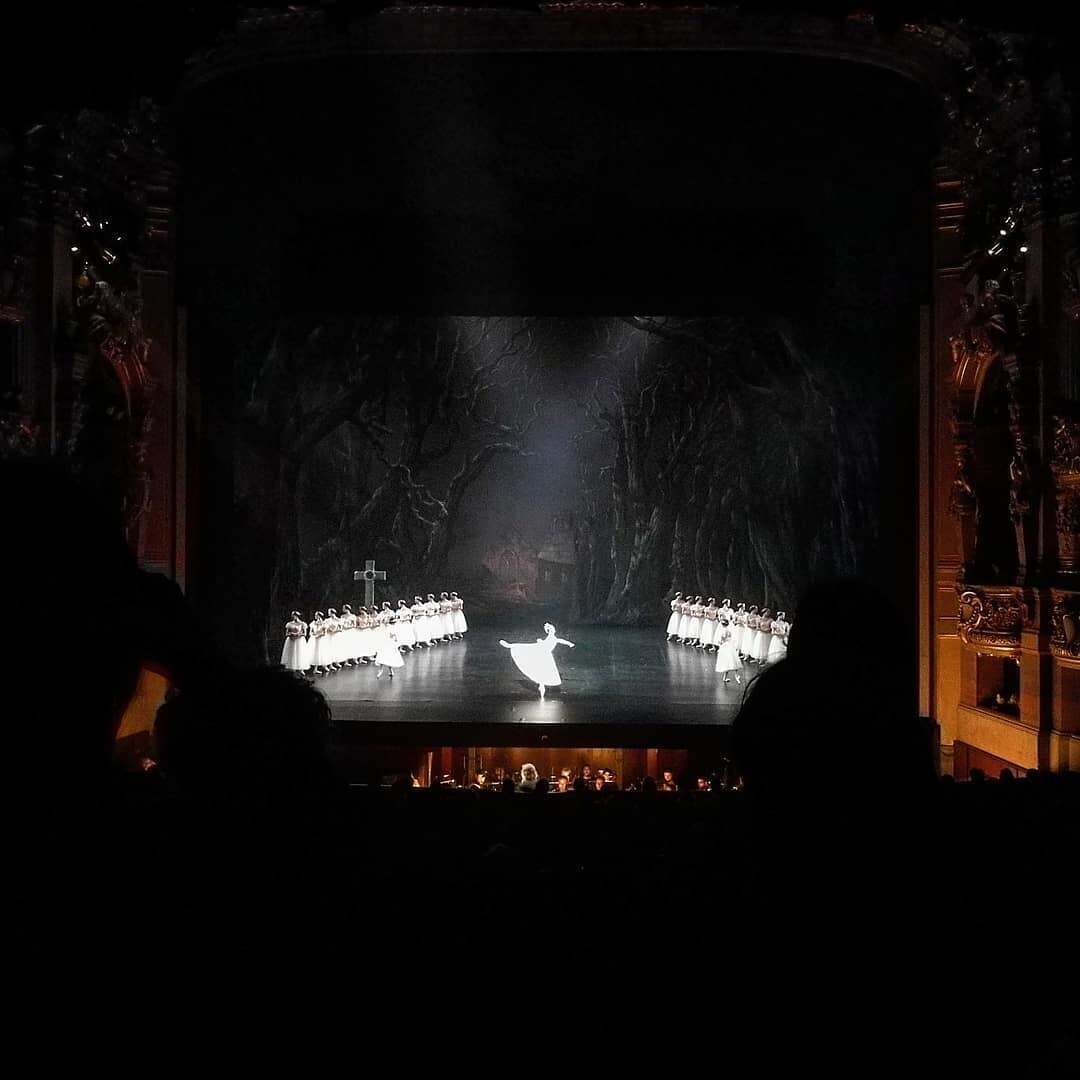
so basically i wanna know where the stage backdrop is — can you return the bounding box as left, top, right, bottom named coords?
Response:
left=234, top=308, right=906, bottom=660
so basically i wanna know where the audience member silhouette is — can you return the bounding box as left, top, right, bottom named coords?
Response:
left=731, top=578, right=936, bottom=909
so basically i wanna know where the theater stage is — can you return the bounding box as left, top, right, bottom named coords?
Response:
left=322, top=623, right=752, bottom=749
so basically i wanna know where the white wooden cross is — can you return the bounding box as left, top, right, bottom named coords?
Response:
left=353, top=559, right=387, bottom=607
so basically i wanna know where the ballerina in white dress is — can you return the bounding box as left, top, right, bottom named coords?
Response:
left=438, top=592, right=456, bottom=640
left=308, top=612, right=326, bottom=675
left=700, top=597, right=719, bottom=650
left=684, top=596, right=704, bottom=647
left=450, top=591, right=468, bottom=637
left=714, top=618, right=743, bottom=684
left=374, top=623, right=404, bottom=679
left=363, top=606, right=382, bottom=660
left=499, top=622, right=575, bottom=699
left=752, top=608, right=774, bottom=664
left=732, top=603, right=747, bottom=655
left=425, top=593, right=443, bottom=643
left=411, top=596, right=430, bottom=647
left=395, top=600, right=417, bottom=651
left=744, top=606, right=761, bottom=659
left=767, top=611, right=789, bottom=662
left=280, top=611, right=308, bottom=672
left=666, top=592, right=684, bottom=641
left=339, top=604, right=358, bottom=666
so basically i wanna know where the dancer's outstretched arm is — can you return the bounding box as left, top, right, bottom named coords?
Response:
left=499, top=640, right=511, bottom=648
left=555, top=637, right=575, bottom=648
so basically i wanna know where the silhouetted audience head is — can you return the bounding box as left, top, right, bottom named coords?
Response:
left=733, top=578, right=934, bottom=810
left=3, top=461, right=212, bottom=771
left=154, top=666, right=334, bottom=802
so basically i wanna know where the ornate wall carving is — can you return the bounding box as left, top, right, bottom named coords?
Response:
left=956, top=584, right=1027, bottom=655
left=1052, top=415, right=1080, bottom=576
left=1049, top=590, right=1080, bottom=662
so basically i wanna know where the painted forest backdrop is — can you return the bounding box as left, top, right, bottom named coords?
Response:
left=237, top=311, right=890, bottom=660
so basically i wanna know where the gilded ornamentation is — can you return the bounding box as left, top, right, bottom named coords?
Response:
left=957, top=585, right=1024, bottom=654
left=948, top=443, right=977, bottom=520
left=1057, top=491, right=1080, bottom=558
left=1052, top=416, right=1080, bottom=480
left=1049, top=591, right=1080, bottom=662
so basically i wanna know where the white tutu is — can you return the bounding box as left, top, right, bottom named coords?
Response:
left=699, top=619, right=717, bottom=647
left=412, top=609, right=430, bottom=644
left=677, top=613, right=693, bottom=638
left=685, top=616, right=702, bottom=640
left=426, top=614, right=442, bottom=640
left=358, top=625, right=378, bottom=657
left=666, top=609, right=682, bottom=635
left=440, top=611, right=455, bottom=638
left=375, top=630, right=404, bottom=668
left=505, top=638, right=562, bottom=687
left=396, top=618, right=417, bottom=648
left=767, top=634, right=787, bottom=661
left=280, top=636, right=306, bottom=671
left=715, top=638, right=743, bottom=673
left=752, top=630, right=771, bottom=661
left=309, top=632, right=327, bottom=668
left=453, top=609, right=468, bottom=634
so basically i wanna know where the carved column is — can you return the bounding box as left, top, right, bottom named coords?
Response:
left=1002, top=346, right=1041, bottom=582
left=932, top=167, right=969, bottom=772
left=1051, top=415, right=1080, bottom=583
left=947, top=414, right=978, bottom=577
left=133, top=159, right=182, bottom=581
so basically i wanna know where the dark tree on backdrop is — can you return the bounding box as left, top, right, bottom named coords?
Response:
left=573, top=315, right=879, bottom=623
left=241, top=315, right=542, bottom=660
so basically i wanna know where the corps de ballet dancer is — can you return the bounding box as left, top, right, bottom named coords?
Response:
left=326, top=608, right=346, bottom=671
left=666, top=592, right=684, bottom=641
left=748, top=607, right=773, bottom=664
left=339, top=604, right=358, bottom=666
left=499, top=622, right=575, bottom=699
left=714, top=617, right=744, bottom=684
left=307, top=611, right=327, bottom=675
left=700, top=597, right=719, bottom=650
left=732, top=603, right=748, bottom=656
left=425, top=594, right=443, bottom=643
left=395, top=599, right=417, bottom=651
left=374, top=617, right=404, bottom=679
left=744, top=605, right=760, bottom=660
left=768, top=611, right=790, bottom=661
left=450, top=592, right=468, bottom=637
left=438, top=592, right=456, bottom=640
left=280, top=611, right=309, bottom=672
left=411, top=595, right=430, bottom=647
left=686, top=596, right=704, bottom=646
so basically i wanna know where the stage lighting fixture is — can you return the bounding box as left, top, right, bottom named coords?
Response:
left=1020, top=245, right=1029, bottom=253
left=102, top=248, right=117, bottom=264
left=70, top=245, right=78, bottom=253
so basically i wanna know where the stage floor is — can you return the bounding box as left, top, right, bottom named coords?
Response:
left=322, top=623, right=757, bottom=739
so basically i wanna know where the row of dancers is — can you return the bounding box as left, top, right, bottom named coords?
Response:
left=280, top=592, right=468, bottom=677
left=665, top=594, right=791, bottom=684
